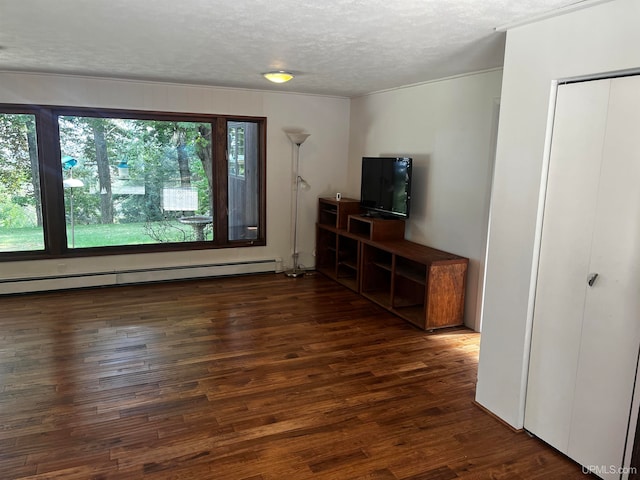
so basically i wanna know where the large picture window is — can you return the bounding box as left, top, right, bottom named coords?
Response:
left=0, top=106, right=266, bottom=259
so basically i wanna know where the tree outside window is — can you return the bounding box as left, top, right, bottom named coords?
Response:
left=0, top=112, right=44, bottom=252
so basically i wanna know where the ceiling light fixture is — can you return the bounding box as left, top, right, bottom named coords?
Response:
left=263, top=71, right=294, bottom=84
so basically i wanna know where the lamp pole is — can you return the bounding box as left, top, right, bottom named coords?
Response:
left=284, top=131, right=310, bottom=278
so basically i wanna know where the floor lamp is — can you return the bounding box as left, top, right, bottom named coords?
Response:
left=285, top=131, right=310, bottom=278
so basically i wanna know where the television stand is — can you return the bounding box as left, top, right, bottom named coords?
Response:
left=315, top=197, right=468, bottom=331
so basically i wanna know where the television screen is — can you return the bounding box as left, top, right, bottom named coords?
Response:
left=360, top=157, right=412, bottom=218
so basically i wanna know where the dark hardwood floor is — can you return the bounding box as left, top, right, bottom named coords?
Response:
left=0, top=273, right=586, bottom=479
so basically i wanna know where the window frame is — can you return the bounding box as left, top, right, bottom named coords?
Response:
left=0, top=104, right=267, bottom=261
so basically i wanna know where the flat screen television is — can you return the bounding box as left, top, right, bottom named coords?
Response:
left=360, top=157, right=412, bottom=219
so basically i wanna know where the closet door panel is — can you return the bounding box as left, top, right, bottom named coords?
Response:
left=568, top=76, right=640, bottom=474
left=524, top=80, right=611, bottom=451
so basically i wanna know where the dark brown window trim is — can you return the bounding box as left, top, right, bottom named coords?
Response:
left=0, top=104, right=267, bottom=262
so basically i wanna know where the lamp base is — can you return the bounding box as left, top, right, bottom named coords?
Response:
left=284, top=268, right=306, bottom=278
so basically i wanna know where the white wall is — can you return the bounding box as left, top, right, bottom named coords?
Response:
left=476, top=0, right=640, bottom=429
left=348, top=70, right=503, bottom=330
left=0, top=73, right=350, bottom=286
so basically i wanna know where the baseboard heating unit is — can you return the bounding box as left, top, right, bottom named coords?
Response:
left=0, top=259, right=278, bottom=295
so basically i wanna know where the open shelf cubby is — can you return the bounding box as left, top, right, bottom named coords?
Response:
left=317, top=197, right=361, bottom=229
left=395, top=257, right=427, bottom=285
left=348, top=214, right=405, bottom=241
left=336, top=235, right=359, bottom=291
left=361, top=244, right=392, bottom=307
left=315, top=227, right=337, bottom=278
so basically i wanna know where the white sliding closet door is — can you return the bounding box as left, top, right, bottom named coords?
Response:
left=526, top=76, right=640, bottom=480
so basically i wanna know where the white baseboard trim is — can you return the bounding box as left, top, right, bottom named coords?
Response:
left=0, top=259, right=277, bottom=295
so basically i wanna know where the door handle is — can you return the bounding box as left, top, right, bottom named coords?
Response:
left=588, top=273, right=599, bottom=287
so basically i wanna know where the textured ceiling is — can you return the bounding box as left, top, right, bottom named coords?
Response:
left=0, top=0, right=585, bottom=97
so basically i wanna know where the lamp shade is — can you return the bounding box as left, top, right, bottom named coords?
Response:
left=263, top=71, right=294, bottom=84
left=286, top=132, right=310, bottom=146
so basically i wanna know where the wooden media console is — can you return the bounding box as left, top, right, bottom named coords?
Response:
left=316, top=197, right=468, bottom=330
